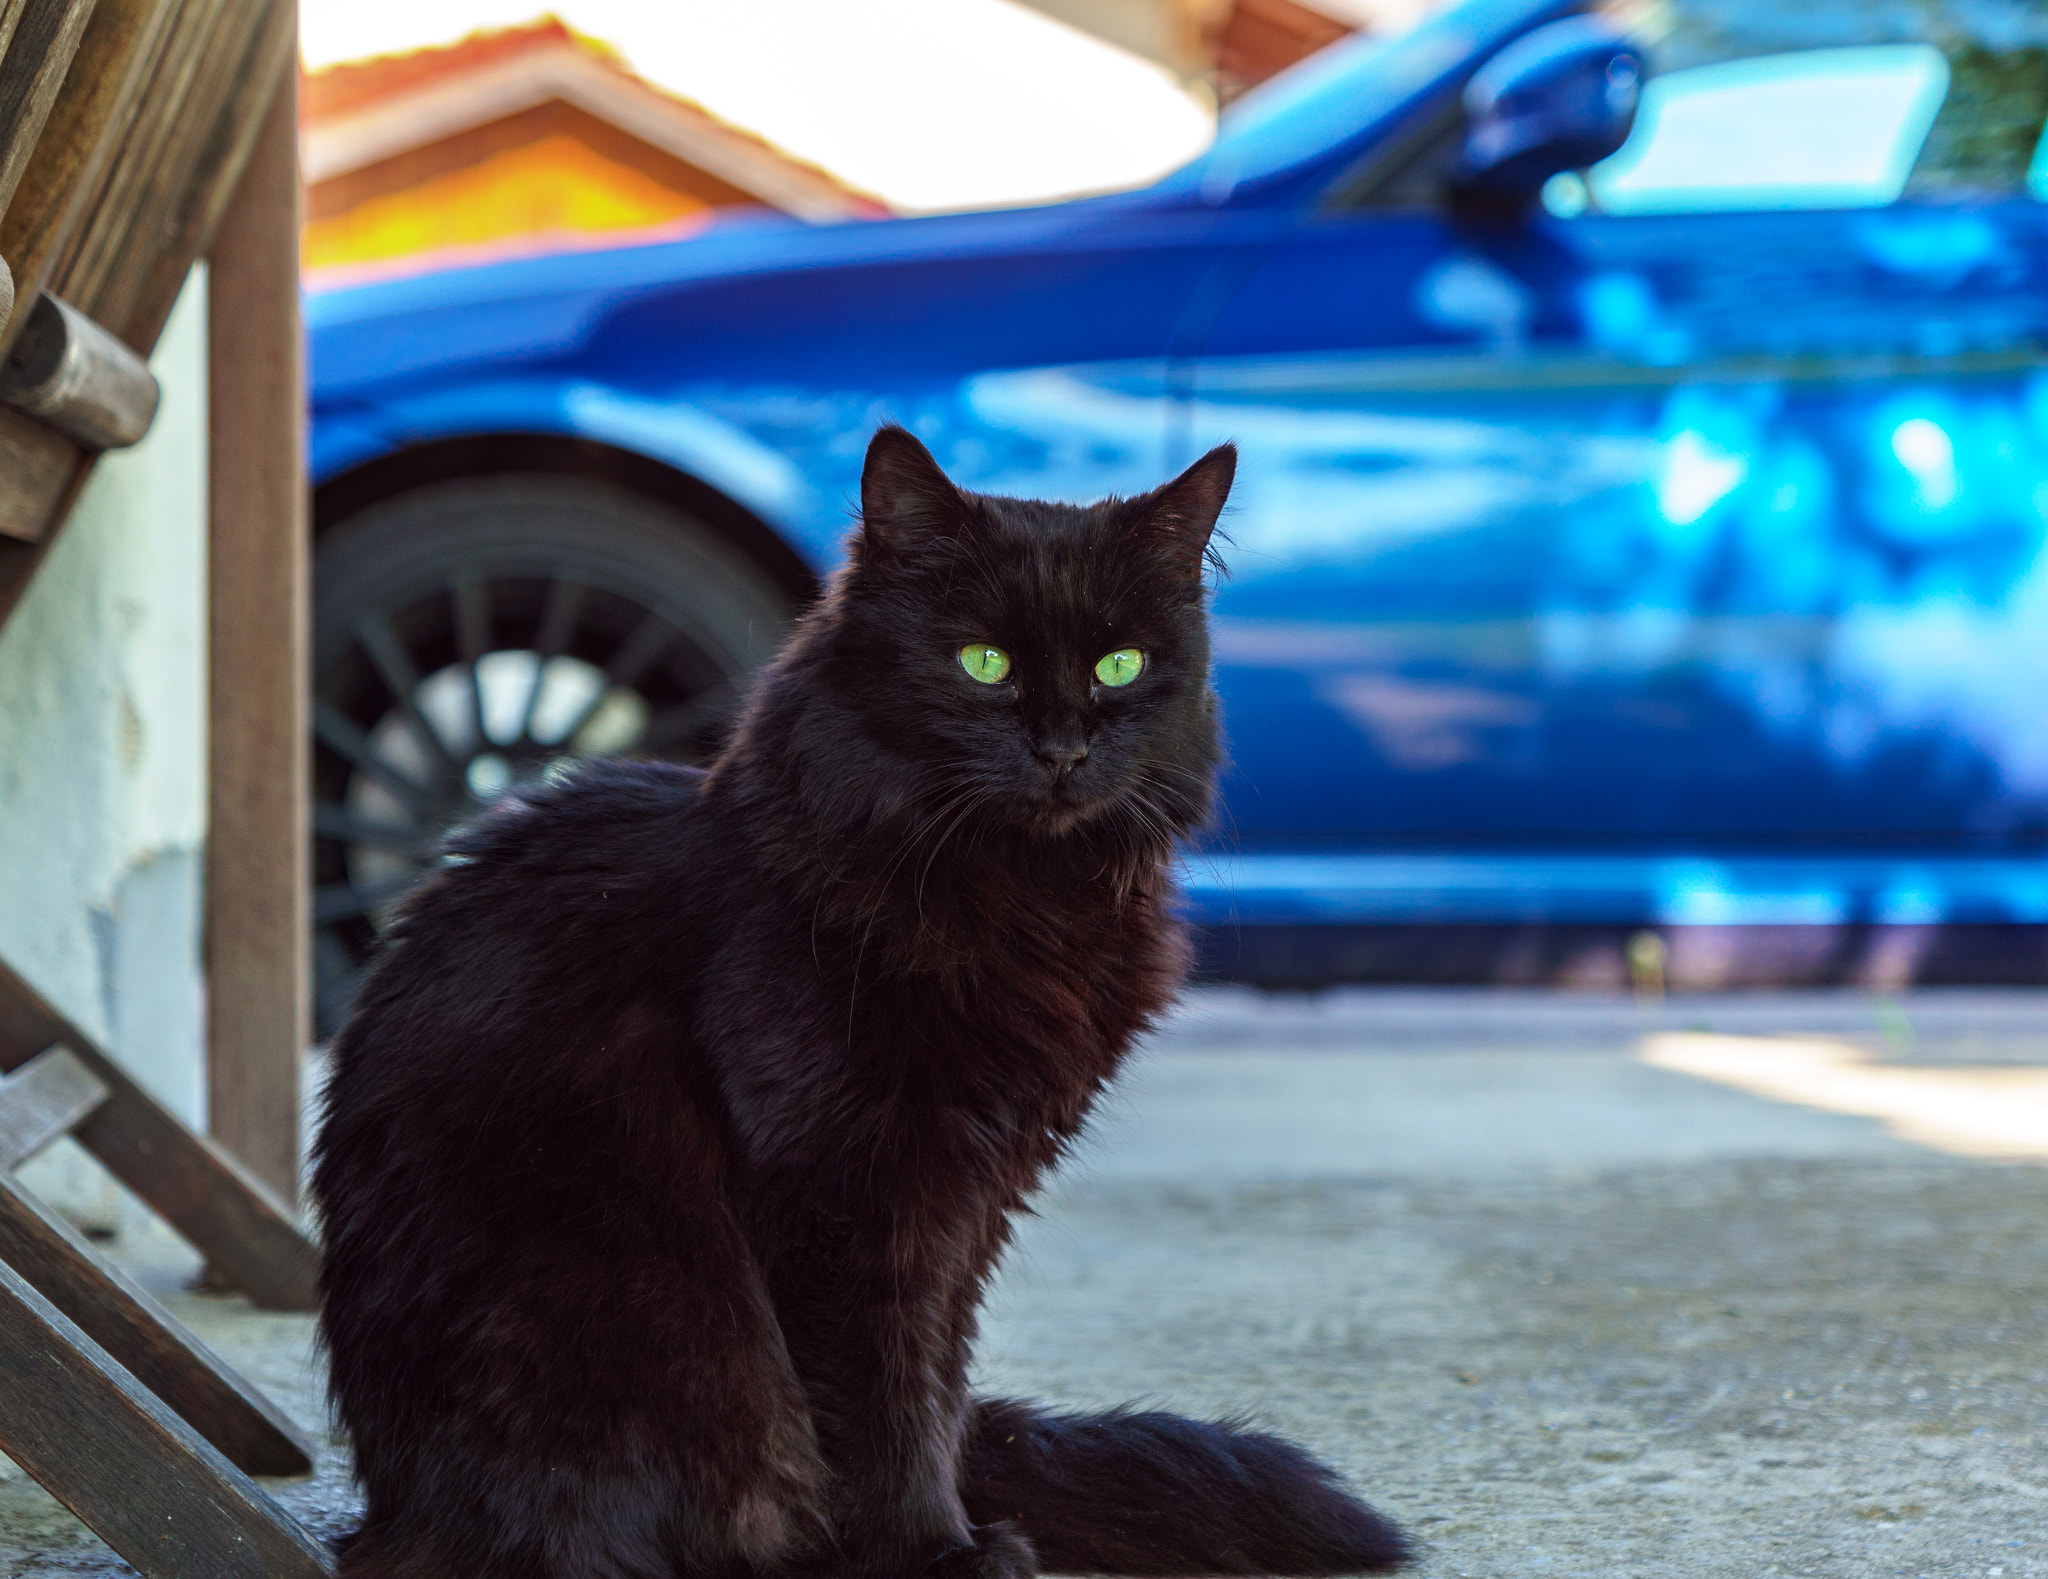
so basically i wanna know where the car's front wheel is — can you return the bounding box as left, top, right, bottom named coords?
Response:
left=311, top=473, right=797, bottom=1035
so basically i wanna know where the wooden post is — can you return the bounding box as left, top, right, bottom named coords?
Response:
left=205, top=58, right=306, bottom=1204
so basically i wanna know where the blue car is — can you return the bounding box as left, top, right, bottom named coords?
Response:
left=309, top=0, right=2048, bottom=1025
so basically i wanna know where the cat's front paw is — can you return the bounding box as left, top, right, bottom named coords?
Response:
left=925, top=1522, right=1035, bottom=1579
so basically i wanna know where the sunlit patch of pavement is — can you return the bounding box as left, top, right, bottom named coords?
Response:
left=1640, top=1031, right=2048, bottom=1158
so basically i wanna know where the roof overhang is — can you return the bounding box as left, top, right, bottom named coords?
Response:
left=303, top=45, right=881, bottom=223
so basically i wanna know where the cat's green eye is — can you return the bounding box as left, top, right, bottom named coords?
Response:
left=1094, top=648, right=1145, bottom=687
left=959, top=643, right=1012, bottom=684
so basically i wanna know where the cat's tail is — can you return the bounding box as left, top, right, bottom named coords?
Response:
left=961, top=1398, right=1409, bottom=1575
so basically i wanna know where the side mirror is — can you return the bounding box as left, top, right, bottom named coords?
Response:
left=1450, top=17, right=1643, bottom=211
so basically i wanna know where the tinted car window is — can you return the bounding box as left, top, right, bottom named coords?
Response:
left=1559, top=44, right=1949, bottom=213
left=1549, top=0, right=2048, bottom=213
left=1336, top=0, right=2048, bottom=214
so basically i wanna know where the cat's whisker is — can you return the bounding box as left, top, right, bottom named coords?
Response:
left=909, top=786, right=1000, bottom=931
left=851, top=775, right=996, bottom=958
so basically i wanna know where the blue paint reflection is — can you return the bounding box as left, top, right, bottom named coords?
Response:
left=1190, top=364, right=2048, bottom=853
left=1175, top=851, right=2048, bottom=925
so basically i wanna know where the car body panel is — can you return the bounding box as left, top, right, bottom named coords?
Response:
left=1187, top=204, right=2048, bottom=865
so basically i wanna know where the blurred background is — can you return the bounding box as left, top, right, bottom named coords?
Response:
left=294, top=0, right=2048, bottom=1030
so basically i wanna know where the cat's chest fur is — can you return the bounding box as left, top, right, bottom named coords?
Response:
left=699, top=839, right=1182, bottom=1210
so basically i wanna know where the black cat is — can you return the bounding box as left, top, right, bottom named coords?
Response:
left=312, top=427, right=1409, bottom=1579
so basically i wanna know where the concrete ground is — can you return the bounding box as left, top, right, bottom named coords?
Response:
left=3, top=988, right=2046, bottom=1576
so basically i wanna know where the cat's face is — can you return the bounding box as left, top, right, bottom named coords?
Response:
left=832, top=427, right=1233, bottom=842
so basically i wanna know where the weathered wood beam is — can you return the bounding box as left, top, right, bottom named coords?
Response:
left=0, top=0, right=171, bottom=549
left=0, top=0, right=30, bottom=79
left=0, top=0, right=296, bottom=602
left=61, top=0, right=296, bottom=354
left=0, top=957, right=321, bottom=1311
left=0, top=0, right=179, bottom=364
left=0, top=1044, right=107, bottom=1170
left=0, top=1050, right=313, bottom=1473
left=0, top=1168, right=314, bottom=1473
left=0, top=1259, right=331, bottom=1578
left=0, top=0, right=98, bottom=221
left=207, top=59, right=308, bottom=1203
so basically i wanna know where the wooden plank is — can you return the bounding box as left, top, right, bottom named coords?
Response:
left=0, top=1258, right=330, bottom=1578
left=207, top=60, right=306, bottom=1203
left=40, top=0, right=221, bottom=341
left=0, top=1168, right=314, bottom=1474
left=60, top=0, right=296, bottom=350
left=60, top=1068, right=319, bottom=1312
left=0, top=1044, right=106, bottom=1169
left=0, top=957, right=321, bottom=1311
left=0, top=0, right=294, bottom=584
left=0, top=0, right=179, bottom=364
left=0, top=0, right=98, bottom=221
left=0, top=0, right=35, bottom=84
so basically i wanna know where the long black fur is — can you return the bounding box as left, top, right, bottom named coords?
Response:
left=965, top=1401, right=1405, bottom=1575
left=313, top=427, right=1408, bottom=1579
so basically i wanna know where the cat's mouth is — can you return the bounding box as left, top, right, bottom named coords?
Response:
left=1026, top=802, right=1093, bottom=837
left=1022, top=770, right=1112, bottom=835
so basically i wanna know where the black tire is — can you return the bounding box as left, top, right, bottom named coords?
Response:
left=311, top=474, right=796, bottom=1035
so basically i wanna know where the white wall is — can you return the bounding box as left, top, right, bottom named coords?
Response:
left=0, top=269, right=209, bottom=1226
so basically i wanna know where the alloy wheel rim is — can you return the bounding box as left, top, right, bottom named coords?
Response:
left=312, top=566, right=744, bottom=1028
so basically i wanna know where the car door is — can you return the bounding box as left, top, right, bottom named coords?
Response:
left=1183, top=0, right=2048, bottom=930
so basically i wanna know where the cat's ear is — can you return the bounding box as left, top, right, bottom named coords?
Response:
left=1130, top=443, right=1236, bottom=579
left=858, top=425, right=968, bottom=567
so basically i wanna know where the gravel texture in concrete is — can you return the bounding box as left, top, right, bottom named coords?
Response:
left=2, top=988, right=2044, bottom=1577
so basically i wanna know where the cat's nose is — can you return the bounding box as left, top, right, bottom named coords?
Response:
left=1035, top=742, right=1088, bottom=774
